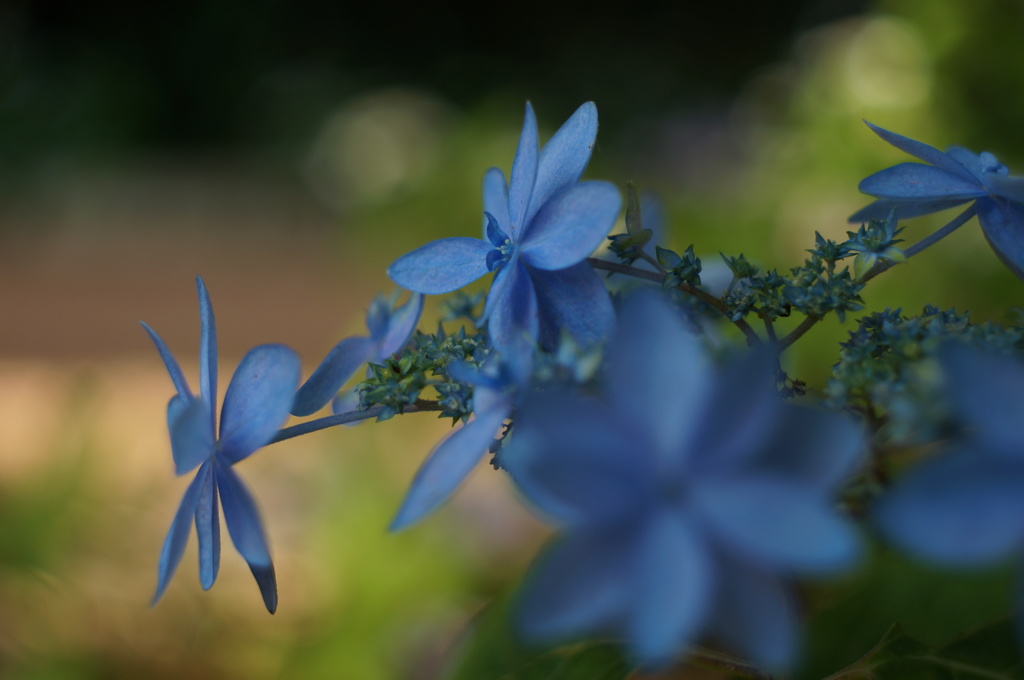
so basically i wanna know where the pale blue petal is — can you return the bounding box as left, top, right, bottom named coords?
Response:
left=946, top=146, right=984, bottom=178
left=291, top=336, right=373, bottom=417
left=331, top=388, right=361, bottom=416
left=940, top=343, right=1024, bottom=459
left=152, top=466, right=206, bottom=605
left=482, top=167, right=511, bottom=237
left=627, top=510, right=713, bottom=667
left=688, top=346, right=780, bottom=475
left=707, top=559, right=798, bottom=672
left=519, top=181, right=621, bottom=270
left=849, top=197, right=973, bottom=223
left=516, top=527, right=632, bottom=642
left=508, top=102, right=538, bottom=236
left=986, top=174, right=1024, bottom=203
left=168, top=396, right=214, bottom=475
left=751, top=405, right=866, bottom=489
left=196, top=277, right=218, bottom=434
left=364, top=296, right=391, bottom=341
left=530, top=263, right=615, bottom=351
left=194, top=461, right=220, bottom=590
left=388, top=237, right=493, bottom=294
left=218, top=344, right=301, bottom=464
left=502, top=390, right=652, bottom=525
left=375, top=292, right=423, bottom=358
left=141, top=322, right=192, bottom=399
left=527, top=101, right=599, bottom=227
left=693, top=478, right=860, bottom=574
left=865, top=122, right=977, bottom=181
left=859, top=163, right=986, bottom=201
left=978, top=197, right=1024, bottom=281
left=484, top=259, right=539, bottom=352
left=216, top=464, right=277, bottom=613
left=875, top=450, right=1024, bottom=565
left=389, top=407, right=507, bottom=531
left=606, top=291, right=710, bottom=472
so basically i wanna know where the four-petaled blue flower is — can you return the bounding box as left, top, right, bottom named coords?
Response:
left=502, top=292, right=864, bottom=669
left=143, top=277, right=301, bottom=613
left=291, top=291, right=424, bottom=417
left=388, top=102, right=621, bottom=352
left=876, top=344, right=1024, bottom=623
left=851, top=121, right=1024, bottom=279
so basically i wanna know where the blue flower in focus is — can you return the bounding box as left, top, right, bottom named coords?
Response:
left=502, top=292, right=864, bottom=669
left=389, top=338, right=532, bottom=531
left=291, top=292, right=423, bottom=417
left=876, top=344, right=1024, bottom=578
left=388, top=102, right=621, bottom=351
left=851, top=122, right=1024, bottom=279
left=143, top=277, right=300, bottom=613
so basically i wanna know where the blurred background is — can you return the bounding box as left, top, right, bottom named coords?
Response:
left=3, top=0, right=1024, bottom=677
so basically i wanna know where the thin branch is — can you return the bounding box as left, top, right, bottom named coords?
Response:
left=269, top=399, right=444, bottom=445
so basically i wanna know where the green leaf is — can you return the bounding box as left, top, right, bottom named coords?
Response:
left=444, top=594, right=632, bottom=680
left=825, top=618, right=1024, bottom=680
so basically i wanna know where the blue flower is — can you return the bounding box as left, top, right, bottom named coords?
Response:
left=502, top=292, right=864, bottom=669
left=851, top=121, right=1024, bottom=278
left=143, top=277, right=300, bottom=613
left=389, top=338, right=532, bottom=531
left=291, top=292, right=424, bottom=417
left=388, top=102, right=621, bottom=351
left=876, top=344, right=1024, bottom=569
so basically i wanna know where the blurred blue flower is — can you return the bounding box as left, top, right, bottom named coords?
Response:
left=876, top=344, right=1024, bottom=572
left=291, top=291, right=423, bottom=416
left=389, top=338, right=532, bottom=531
left=388, top=102, right=621, bottom=351
left=502, top=292, right=864, bottom=669
left=851, top=122, right=1024, bottom=279
left=143, top=277, right=300, bottom=613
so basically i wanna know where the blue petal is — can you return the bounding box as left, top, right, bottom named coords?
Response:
left=375, top=292, right=423, bottom=358
left=216, top=464, right=277, bottom=613
left=864, top=122, right=978, bottom=182
left=168, top=396, right=215, bottom=475
left=331, top=388, right=361, bottom=416
left=364, top=295, right=391, bottom=342
left=606, top=291, right=710, bottom=472
left=194, top=461, right=220, bottom=590
left=519, top=181, right=621, bottom=270
left=152, top=466, right=206, bottom=605
left=752, top=405, right=866, bottom=489
left=482, top=167, right=511, bottom=237
left=626, top=510, right=713, bottom=667
left=140, top=322, right=192, bottom=400
left=859, top=163, right=986, bottom=201
left=875, top=449, right=1024, bottom=565
left=218, top=344, right=301, bottom=464
left=484, top=258, right=540, bottom=352
left=196, top=277, right=218, bottom=435
left=530, top=262, right=615, bottom=351
left=978, top=197, right=1024, bottom=281
left=940, top=343, right=1024, bottom=458
left=508, top=102, right=539, bottom=236
left=707, top=558, right=798, bottom=672
left=291, top=336, right=373, bottom=417
left=516, top=527, right=632, bottom=642
left=985, top=174, right=1024, bottom=203
left=849, top=197, right=974, bottom=223
left=693, top=478, right=860, bottom=574
left=527, top=102, right=599, bottom=228
left=389, top=407, right=508, bottom=531
left=502, top=390, right=652, bottom=525
left=388, top=237, right=493, bottom=294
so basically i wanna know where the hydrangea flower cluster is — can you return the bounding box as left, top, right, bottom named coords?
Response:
left=140, top=105, right=1024, bottom=677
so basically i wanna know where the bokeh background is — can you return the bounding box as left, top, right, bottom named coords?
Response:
left=3, top=0, right=1024, bottom=677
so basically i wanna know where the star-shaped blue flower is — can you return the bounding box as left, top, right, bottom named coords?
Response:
left=851, top=121, right=1024, bottom=279
left=143, top=277, right=300, bottom=613
left=291, top=292, right=423, bottom=417
left=502, top=292, right=864, bottom=669
left=388, top=102, right=621, bottom=351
